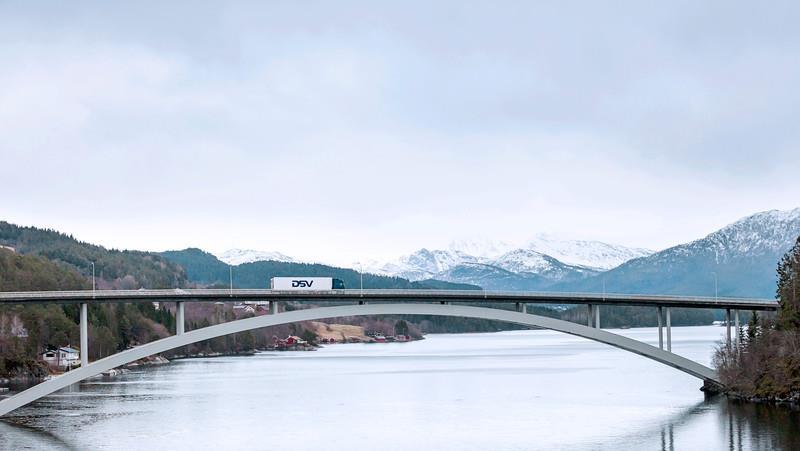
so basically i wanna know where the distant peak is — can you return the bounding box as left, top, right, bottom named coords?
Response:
left=446, top=238, right=516, bottom=259
left=216, top=248, right=296, bottom=266
left=747, top=207, right=800, bottom=222
left=523, top=235, right=653, bottom=270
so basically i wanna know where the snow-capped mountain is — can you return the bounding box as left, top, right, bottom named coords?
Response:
left=493, top=248, right=596, bottom=280
left=217, top=249, right=296, bottom=266
left=366, top=237, right=652, bottom=288
left=360, top=239, right=510, bottom=280
left=678, top=208, right=800, bottom=261
left=211, top=207, right=800, bottom=296
left=561, top=208, right=800, bottom=297
left=525, top=234, right=652, bottom=270
left=360, top=249, right=475, bottom=281
left=446, top=238, right=516, bottom=260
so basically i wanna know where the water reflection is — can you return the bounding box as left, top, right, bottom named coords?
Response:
left=648, top=396, right=800, bottom=451
left=1, top=328, right=798, bottom=451
left=5, top=394, right=798, bottom=451
left=0, top=420, right=78, bottom=450
left=720, top=399, right=800, bottom=451
left=660, top=423, right=674, bottom=451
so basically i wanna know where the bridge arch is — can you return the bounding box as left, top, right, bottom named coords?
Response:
left=0, top=304, right=719, bottom=417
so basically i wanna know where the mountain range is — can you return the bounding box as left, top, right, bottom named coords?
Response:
left=558, top=208, right=800, bottom=298
left=215, top=208, right=800, bottom=297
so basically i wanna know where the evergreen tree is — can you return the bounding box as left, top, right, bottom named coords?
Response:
left=777, top=236, right=800, bottom=330
left=394, top=319, right=410, bottom=336
left=300, top=328, right=318, bottom=345
left=745, top=310, right=759, bottom=347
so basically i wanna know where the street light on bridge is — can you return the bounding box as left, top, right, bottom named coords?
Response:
left=711, top=271, right=718, bottom=301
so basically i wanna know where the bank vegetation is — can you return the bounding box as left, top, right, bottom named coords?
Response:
left=714, top=236, right=800, bottom=402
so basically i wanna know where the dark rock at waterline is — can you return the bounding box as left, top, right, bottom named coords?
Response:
left=701, top=380, right=724, bottom=395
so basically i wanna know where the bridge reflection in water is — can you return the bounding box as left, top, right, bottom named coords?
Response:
left=1, top=357, right=797, bottom=451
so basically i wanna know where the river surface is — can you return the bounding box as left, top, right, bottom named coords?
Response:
left=1, top=326, right=799, bottom=450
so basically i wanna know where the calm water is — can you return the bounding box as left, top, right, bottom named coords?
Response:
left=1, top=326, right=798, bottom=450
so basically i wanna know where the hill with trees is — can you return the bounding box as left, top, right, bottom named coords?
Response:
left=0, top=248, right=177, bottom=378
left=0, top=221, right=187, bottom=289
left=715, top=235, right=800, bottom=401
left=0, top=247, right=88, bottom=292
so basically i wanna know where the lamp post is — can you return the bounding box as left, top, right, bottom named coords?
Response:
left=711, top=271, right=718, bottom=300
left=602, top=278, right=606, bottom=301
left=91, top=262, right=95, bottom=298
left=359, top=262, right=364, bottom=297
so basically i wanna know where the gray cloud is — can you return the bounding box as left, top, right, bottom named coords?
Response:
left=1, top=1, right=798, bottom=264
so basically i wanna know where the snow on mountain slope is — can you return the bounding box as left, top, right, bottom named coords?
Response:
left=446, top=238, right=516, bottom=259
left=679, top=208, right=800, bottom=260
left=208, top=207, right=798, bottom=296
left=631, top=208, right=800, bottom=268
left=492, top=248, right=554, bottom=274
left=561, top=208, right=800, bottom=297
left=367, top=235, right=644, bottom=284
left=362, top=248, right=487, bottom=281
left=217, top=249, right=296, bottom=266
left=524, top=234, right=653, bottom=270
left=491, top=248, right=595, bottom=280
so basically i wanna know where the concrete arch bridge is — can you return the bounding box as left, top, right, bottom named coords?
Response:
left=0, top=289, right=778, bottom=417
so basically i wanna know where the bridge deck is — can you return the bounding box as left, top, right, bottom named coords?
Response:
left=0, top=289, right=778, bottom=310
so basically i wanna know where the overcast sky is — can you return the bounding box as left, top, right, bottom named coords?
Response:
left=2, top=1, right=799, bottom=265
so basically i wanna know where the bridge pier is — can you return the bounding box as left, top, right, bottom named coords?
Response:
left=269, top=301, right=278, bottom=314
left=725, top=309, right=731, bottom=349
left=80, top=303, right=88, bottom=367
left=587, top=304, right=593, bottom=327
left=666, top=307, right=671, bottom=352
left=594, top=305, right=600, bottom=329
left=176, top=301, right=185, bottom=335
left=735, top=310, right=740, bottom=348
left=657, top=306, right=663, bottom=350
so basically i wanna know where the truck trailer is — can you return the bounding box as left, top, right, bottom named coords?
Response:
left=270, top=277, right=346, bottom=290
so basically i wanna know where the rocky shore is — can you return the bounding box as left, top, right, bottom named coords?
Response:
left=722, top=390, right=800, bottom=406
left=169, top=351, right=257, bottom=359
left=0, top=359, right=50, bottom=386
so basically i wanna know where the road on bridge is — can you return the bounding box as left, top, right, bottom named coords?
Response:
left=0, top=289, right=779, bottom=310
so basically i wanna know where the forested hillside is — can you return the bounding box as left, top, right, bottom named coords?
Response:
left=0, top=222, right=187, bottom=289
left=0, top=248, right=88, bottom=292
left=0, top=249, right=174, bottom=378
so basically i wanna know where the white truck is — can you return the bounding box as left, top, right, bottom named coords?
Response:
left=270, top=277, right=346, bottom=290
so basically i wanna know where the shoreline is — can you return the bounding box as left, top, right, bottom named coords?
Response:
left=721, top=391, right=800, bottom=408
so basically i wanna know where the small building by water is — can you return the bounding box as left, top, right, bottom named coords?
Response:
left=41, top=347, right=81, bottom=370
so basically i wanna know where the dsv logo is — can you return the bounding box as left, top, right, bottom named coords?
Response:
left=292, top=280, right=314, bottom=288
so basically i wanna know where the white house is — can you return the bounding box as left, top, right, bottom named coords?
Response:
left=42, top=347, right=81, bottom=369
left=233, top=304, right=256, bottom=314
